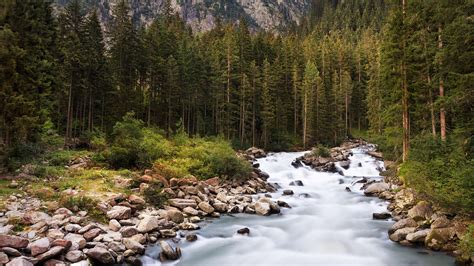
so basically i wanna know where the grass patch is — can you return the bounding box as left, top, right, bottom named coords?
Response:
left=0, top=179, right=20, bottom=198
left=311, top=145, right=330, bottom=157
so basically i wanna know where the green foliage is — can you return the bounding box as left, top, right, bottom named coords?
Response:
left=108, top=112, right=144, bottom=168
left=311, top=144, right=330, bottom=157
left=459, top=225, right=474, bottom=261
left=400, top=135, right=474, bottom=214
left=138, top=128, right=173, bottom=168
left=59, top=195, right=107, bottom=223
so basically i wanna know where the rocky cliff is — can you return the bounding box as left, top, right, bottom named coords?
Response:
left=55, top=0, right=311, bottom=32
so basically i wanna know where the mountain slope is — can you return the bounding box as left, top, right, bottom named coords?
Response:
left=55, top=0, right=311, bottom=32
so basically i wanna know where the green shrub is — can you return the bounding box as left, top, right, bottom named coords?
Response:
left=459, top=225, right=474, bottom=262
left=59, top=195, right=106, bottom=223
left=108, top=112, right=144, bottom=168
left=138, top=128, right=174, bottom=168
left=90, top=131, right=107, bottom=151
left=311, top=144, right=330, bottom=157
left=400, top=135, right=474, bottom=214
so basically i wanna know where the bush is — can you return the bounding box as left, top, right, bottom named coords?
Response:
left=138, top=128, right=173, bottom=168
left=459, top=225, right=474, bottom=262
left=108, top=112, right=144, bottom=168
left=400, top=135, right=474, bottom=214
left=153, top=137, right=252, bottom=180
left=59, top=195, right=107, bottom=223
left=311, top=144, right=330, bottom=157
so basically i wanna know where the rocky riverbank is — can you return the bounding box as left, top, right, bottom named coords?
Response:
left=0, top=147, right=295, bottom=265
left=358, top=149, right=473, bottom=265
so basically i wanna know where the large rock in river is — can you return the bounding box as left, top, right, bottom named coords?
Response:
left=364, top=182, right=389, bottom=196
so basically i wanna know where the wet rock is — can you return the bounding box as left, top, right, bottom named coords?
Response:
left=107, top=206, right=131, bottom=220
left=123, top=238, right=145, bottom=254
left=339, top=161, right=350, bottom=169
left=159, top=241, right=181, bottom=261
left=159, top=229, right=177, bottom=238
left=0, top=235, right=29, bottom=249
left=137, top=215, right=159, bottom=233
left=178, top=223, right=200, bottom=230
left=35, top=246, right=65, bottom=262
left=372, top=212, right=392, bottom=220
left=277, top=201, right=291, bottom=208
left=406, top=229, right=430, bottom=243
left=237, top=228, right=250, bottom=235
left=389, top=227, right=416, bottom=242
left=364, top=182, right=389, bottom=196
left=282, top=189, right=294, bottom=196
left=254, top=201, right=270, bottom=216
left=368, top=151, right=383, bottom=159
left=345, top=187, right=351, bottom=192
left=389, top=218, right=418, bottom=234
left=198, top=202, right=215, bottom=214
left=6, top=257, right=33, bottom=266
left=289, top=180, right=304, bottom=186
left=291, top=160, right=303, bottom=168
left=30, top=237, right=50, bottom=256
left=86, top=246, right=115, bottom=264
left=407, top=201, right=433, bottom=222
left=186, top=234, right=197, bottom=242
left=298, top=193, right=311, bottom=198
left=109, top=219, right=121, bottom=232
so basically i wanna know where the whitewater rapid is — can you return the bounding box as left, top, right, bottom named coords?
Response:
left=141, top=146, right=454, bottom=265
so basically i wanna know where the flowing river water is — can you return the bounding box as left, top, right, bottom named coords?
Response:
left=141, top=146, right=454, bottom=265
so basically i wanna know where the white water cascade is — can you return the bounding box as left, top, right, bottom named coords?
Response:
left=141, top=146, right=454, bottom=266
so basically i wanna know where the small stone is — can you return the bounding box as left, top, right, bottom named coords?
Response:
left=289, top=180, right=304, bottom=186
left=77, top=224, right=97, bottom=234
left=0, top=235, right=29, bottom=249
left=159, top=229, right=177, bottom=238
left=389, top=227, right=416, bottom=242
left=186, top=234, right=197, bottom=242
left=1, top=247, right=21, bottom=257
left=237, top=228, right=250, bottom=235
left=389, top=218, right=417, bottom=234
left=178, top=223, right=200, bottom=230
left=0, top=252, right=8, bottom=264
left=197, top=202, right=215, bottom=214
left=83, top=228, right=102, bottom=241
left=30, top=237, right=50, bottom=256
left=123, top=238, right=145, bottom=254
left=35, top=246, right=65, bottom=262
left=65, top=250, right=84, bottom=263
left=51, top=239, right=72, bottom=250
left=65, top=224, right=82, bottom=233
left=128, top=195, right=146, bottom=206
left=182, top=207, right=199, bottom=216
left=159, top=241, right=181, bottom=261
left=277, top=201, right=291, bottom=208
left=64, top=233, right=86, bottom=250
left=106, top=206, right=131, bottom=220
left=166, top=210, right=184, bottom=224
left=109, top=219, right=121, bottom=232
left=6, top=257, right=33, bottom=266
left=47, top=229, right=64, bottom=239
left=372, top=212, right=392, bottom=220
left=364, top=182, right=389, bottom=196
left=120, top=226, right=138, bottom=238
left=86, top=246, right=115, bottom=264
left=406, top=229, right=430, bottom=243
left=282, top=190, right=294, bottom=196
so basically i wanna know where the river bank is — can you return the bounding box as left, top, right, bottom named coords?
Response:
left=0, top=141, right=469, bottom=265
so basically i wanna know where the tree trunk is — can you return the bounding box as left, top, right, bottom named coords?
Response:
left=438, top=26, right=446, bottom=142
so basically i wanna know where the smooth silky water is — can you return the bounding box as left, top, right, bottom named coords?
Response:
left=141, top=146, right=455, bottom=266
